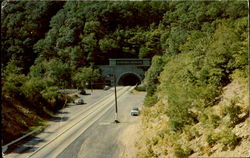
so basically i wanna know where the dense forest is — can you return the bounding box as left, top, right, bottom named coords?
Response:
left=1, top=1, right=248, bottom=156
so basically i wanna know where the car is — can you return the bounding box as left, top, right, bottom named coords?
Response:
left=74, top=98, right=84, bottom=105
left=79, top=89, right=86, bottom=95
left=103, top=85, right=110, bottom=90
left=131, top=107, right=140, bottom=116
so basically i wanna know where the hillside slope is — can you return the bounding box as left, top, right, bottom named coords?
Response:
left=1, top=1, right=248, bottom=152
left=136, top=79, right=249, bottom=157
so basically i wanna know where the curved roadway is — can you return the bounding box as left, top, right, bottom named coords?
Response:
left=4, top=86, right=145, bottom=158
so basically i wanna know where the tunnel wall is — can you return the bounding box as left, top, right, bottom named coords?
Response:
left=99, top=65, right=145, bottom=86
left=117, top=72, right=142, bottom=85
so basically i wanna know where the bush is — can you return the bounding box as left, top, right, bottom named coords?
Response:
left=183, top=125, right=196, bottom=141
left=2, top=73, right=27, bottom=98
left=206, top=133, right=219, bottom=147
left=206, top=129, right=240, bottom=150
left=223, top=97, right=242, bottom=126
left=144, top=95, right=158, bottom=107
left=174, top=145, right=193, bottom=158
left=41, top=86, right=65, bottom=112
left=144, top=55, right=164, bottom=97
left=168, top=119, right=185, bottom=132
left=135, top=85, right=146, bottom=91
left=151, top=137, right=159, bottom=145
left=218, top=129, right=240, bottom=150
left=21, top=78, right=46, bottom=98
left=208, top=114, right=221, bottom=128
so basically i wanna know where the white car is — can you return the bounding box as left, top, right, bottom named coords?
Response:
left=74, top=98, right=84, bottom=105
left=103, top=85, right=110, bottom=90
left=131, top=107, right=140, bottom=116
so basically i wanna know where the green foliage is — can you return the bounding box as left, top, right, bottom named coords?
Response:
left=206, top=133, right=219, bottom=146
left=1, top=1, right=64, bottom=71
left=144, top=55, right=164, bottom=97
left=208, top=114, right=221, bottom=128
left=223, top=97, right=242, bottom=126
left=21, top=78, right=46, bottom=98
left=218, top=129, right=240, bottom=150
left=156, top=16, right=248, bottom=133
left=2, top=58, right=27, bottom=97
left=1, top=1, right=248, bottom=149
left=99, top=37, right=119, bottom=53
left=206, top=129, right=240, bottom=149
left=40, top=86, right=66, bottom=111
left=168, top=119, right=186, bottom=132
left=72, top=67, right=101, bottom=89
left=174, top=145, right=193, bottom=158
left=41, top=87, right=59, bottom=103
left=144, top=96, right=158, bottom=107
left=135, top=85, right=146, bottom=92
left=139, top=28, right=163, bottom=58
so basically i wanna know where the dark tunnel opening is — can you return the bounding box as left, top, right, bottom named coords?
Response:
left=118, top=73, right=141, bottom=86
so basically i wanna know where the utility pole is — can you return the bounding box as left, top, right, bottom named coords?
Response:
left=90, top=63, right=94, bottom=93
left=113, top=73, right=119, bottom=123
left=91, top=71, right=93, bottom=93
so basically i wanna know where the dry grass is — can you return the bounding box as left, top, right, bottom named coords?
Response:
left=136, top=79, right=250, bottom=157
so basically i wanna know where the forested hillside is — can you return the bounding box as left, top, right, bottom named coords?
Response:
left=1, top=2, right=248, bottom=156
left=136, top=1, right=249, bottom=157
left=1, top=0, right=170, bottom=145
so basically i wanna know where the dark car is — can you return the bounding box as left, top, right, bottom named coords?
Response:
left=79, top=89, right=86, bottom=95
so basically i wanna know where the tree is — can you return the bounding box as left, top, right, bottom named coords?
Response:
left=72, top=67, right=101, bottom=88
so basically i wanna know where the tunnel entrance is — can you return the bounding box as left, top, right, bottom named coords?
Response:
left=118, top=73, right=141, bottom=86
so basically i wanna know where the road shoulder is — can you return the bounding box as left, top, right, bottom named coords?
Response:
left=118, top=117, right=141, bottom=158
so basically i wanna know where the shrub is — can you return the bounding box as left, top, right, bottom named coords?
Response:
left=144, top=55, right=164, bottom=97
left=151, top=137, right=159, bottom=145
left=183, top=125, right=196, bottom=141
left=218, top=129, right=240, bottom=150
left=223, top=98, right=242, bottom=126
left=209, top=114, right=221, bottom=128
left=41, top=87, right=59, bottom=104
left=2, top=73, right=27, bottom=98
left=21, top=78, right=46, bottom=98
left=198, top=113, right=209, bottom=124
left=206, top=133, right=219, bottom=147
left=206, top=129, right=241, bottom=150
left=135, top=85, right=146, bottom=91
left=168, top=119, right=185, bottom=132
left=41, top=86, right=66, bottom=112
left=144, top=95, right=158, bottom=107
left=174, top=145, right=193, bottom=158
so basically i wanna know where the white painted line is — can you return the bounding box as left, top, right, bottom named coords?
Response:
left=27, top=86, right=134, bottom=158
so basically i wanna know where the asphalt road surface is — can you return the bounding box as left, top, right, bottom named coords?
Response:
left=4, top=86, right=145, bottom=158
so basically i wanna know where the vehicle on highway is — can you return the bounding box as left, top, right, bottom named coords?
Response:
left=74, top=98, right=84, bottom=105
left=79, top=89, right=86, bottom=95
left=103, top=85, right=110, bottom=90
left=130, top=107, right=140, bottom=116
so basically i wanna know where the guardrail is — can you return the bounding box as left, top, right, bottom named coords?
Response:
left=1, top=87, right=127, bottom=156
left=2, top=99, right=68, bottom=154
left=2, top=127, right=42, bottom=153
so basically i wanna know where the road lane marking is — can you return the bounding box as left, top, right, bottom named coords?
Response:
left=27, top=86, right=134, bottom=158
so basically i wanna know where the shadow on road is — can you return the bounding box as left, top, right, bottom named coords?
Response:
left=58, top=111, right=70, bottom=114
left=5, top=136, right=45, bottom=154
left=52, top=116, right=69, bottom=122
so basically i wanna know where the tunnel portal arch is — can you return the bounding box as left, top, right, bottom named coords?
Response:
left=117, top=72, right=141, bottom=86
left=99, top=58, right=150, bottom=86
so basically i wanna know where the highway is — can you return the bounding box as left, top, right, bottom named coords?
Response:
left=4, top=86, right=145, bottom=158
